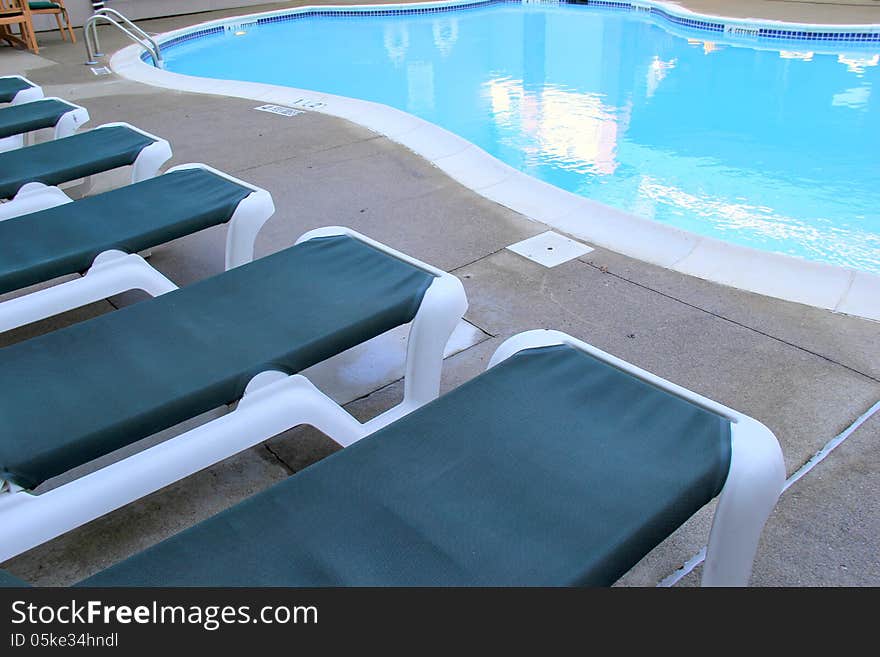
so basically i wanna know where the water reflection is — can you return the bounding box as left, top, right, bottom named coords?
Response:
left=432, top=18, right=459, bottom=56
left=780, top=51, right=813, bottom=61
left=687, top=38, right=721, bottom=54
left=831, top=86, right=871, bottom=109
left=646, top=56, right=676, bottom=98
left=383, top=23, right=409, bottom=65
left=487, top=78, right=624, bottom=175
left=407, top=61, right=435, bottom=112
left=838, top=53, right=879, bottom=74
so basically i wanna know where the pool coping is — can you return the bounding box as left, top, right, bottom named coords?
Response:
left=109, top=0, right=880, bottom=322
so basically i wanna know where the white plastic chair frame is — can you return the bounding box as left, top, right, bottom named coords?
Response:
left=0, top=163, right=276, bottom=333
left=0, top=226, right=468, bottom=561
left=0, top=97, right=90, bottom=153
left=0, top=121, right=172, bottom=219
left=4, top=75, right=42, bottom=105
left=488, top=329, right=786, bottom=587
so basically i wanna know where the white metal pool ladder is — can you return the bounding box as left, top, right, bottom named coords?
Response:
left=84, top=5, right=164, bottom=69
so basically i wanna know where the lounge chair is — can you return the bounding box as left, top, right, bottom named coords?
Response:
left=0, top=122, right=172, bottom=218
left=0, top=164, right=275, bottom=332
left=27, top=1, right=76, bottom=44
left=0, top=330, right=784, bottom=586
left=0, top=226, right=468, bottom=561
left=0, top=74, right=42, bottom=104
left=0, top=2, right=38, bottom=54
left=0, top=97, right=89, bottom=152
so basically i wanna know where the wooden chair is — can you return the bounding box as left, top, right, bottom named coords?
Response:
left=27, top=1, right=74, bottom=43
left=0, top=0, right=38, bottom=54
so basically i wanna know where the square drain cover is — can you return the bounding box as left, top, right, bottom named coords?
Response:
left=506, top=231, right=593, bottom=267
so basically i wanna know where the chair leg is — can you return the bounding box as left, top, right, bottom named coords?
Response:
left=28, top=23, right=39, bottom=54
left=0, top=21, right=37, bottom=53
left=20, top=18, right=38, bottom=54
left=55, top=13, right=66, bottom=41
left=2, top=27, right=21, bottom=50
left=64, top=10, right=76, bottom=43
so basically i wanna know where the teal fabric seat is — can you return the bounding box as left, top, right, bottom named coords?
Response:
left=78, top=344, right=732, bottom=587
left=0, top=125, right=156, bottom=199
left=0, top=98, right=80, bottom=140
left=0, top=76, right=34, bottom=104
left=0, top=570, right=28, bottom=587
left=0, top=168, right=252, bottom=295
left=29, top=2, right=62, bottom=9
left=0, top=235, right=435, bottom=490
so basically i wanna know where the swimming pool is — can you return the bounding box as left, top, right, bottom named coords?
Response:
left=160, top=2, right=880, bottom=275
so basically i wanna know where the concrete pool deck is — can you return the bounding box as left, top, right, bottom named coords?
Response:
left=1, top=1, right=878, bottom=586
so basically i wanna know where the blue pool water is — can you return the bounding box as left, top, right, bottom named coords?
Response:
left=165, top=4, right=880, bottom=273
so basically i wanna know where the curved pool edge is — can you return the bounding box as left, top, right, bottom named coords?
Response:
left=109, top=3, right=880, bottom=322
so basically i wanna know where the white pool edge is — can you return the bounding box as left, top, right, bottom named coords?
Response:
left=110, top=0, right=880, bottom=322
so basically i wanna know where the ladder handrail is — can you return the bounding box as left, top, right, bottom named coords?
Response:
left=84, top=8, right=163, bottom=68
left=94, top=7, right=162, bottom=55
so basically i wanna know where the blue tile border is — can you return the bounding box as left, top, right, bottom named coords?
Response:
left=160, top=25, right=224, bottom=50
left=143, top=0, right=880, bottom=62
left=758, top=27, right=880, bottom=42
left=255, top=0, right=514, bottom=23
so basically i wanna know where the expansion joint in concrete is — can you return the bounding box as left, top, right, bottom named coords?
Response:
left=580, top=260, right=880, bottom=385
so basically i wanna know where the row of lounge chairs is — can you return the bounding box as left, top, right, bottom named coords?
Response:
left=0, top=74, right=786, bottom=587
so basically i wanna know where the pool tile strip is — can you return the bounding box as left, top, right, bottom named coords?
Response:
left=140, top=0, right=880, bottom=61
left=158, top=26, right=224, bottom=51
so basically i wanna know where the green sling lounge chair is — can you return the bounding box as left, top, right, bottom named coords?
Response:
left=0, top=163, right=275, bottom=332
left=0, top=97, right=90, bottom=152
left=0, top=226, right=467, bottom=561
left=0, top=122, right=172, bottom=219
left=0, top=331, right=784, bottom=587
left=0, top=75, right=42, bottom=105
